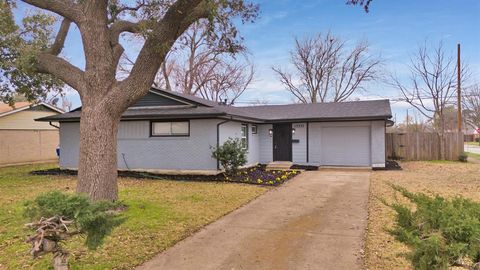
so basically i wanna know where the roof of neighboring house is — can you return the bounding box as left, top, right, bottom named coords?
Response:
left=36, top=88, right=392, bottom=123
left=0, top=102, right=32, bottom=113
left=0, top=102, right=64, bottom=118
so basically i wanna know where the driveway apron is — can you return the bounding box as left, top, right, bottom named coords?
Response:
left=137, top=170, right=370, bottom=270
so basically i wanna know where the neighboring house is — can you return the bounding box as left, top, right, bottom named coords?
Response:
left=38, top=88, right=392, bottom=173
left=0, top=102, right=63, bottom=166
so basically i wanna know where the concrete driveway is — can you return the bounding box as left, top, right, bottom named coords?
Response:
left=137, top=170, right=370, bottom=270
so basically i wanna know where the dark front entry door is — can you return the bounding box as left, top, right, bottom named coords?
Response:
left=273, top=123, right=292, bottom=161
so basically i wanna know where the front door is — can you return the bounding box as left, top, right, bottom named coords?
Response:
left=273, top=123, right=292, bottom=161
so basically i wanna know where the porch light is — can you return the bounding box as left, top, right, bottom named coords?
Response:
left=292, top=128, right=296, bottom=134
left=268, top=129, right=273, bottom=136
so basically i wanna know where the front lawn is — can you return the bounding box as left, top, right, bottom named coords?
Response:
left=466, top=151, right=480, bottom=160
left=0, top=164, right=268, bottom=270
left=365, top=161, right=480, bottom=269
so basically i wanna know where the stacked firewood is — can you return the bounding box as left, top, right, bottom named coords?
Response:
left=25, top=216, right=77, bottom=270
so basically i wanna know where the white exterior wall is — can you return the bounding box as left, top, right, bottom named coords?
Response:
left=218, top=121, right=259, bottom=167
left=258, top=124, right=273, bottom=163
left=292, top=123, right=307, bottom=163
left=59, top=119, right=386, bottom=171
left=370, top=120, right=386, bottom=167
left=59, top=119, right=261, bottom=171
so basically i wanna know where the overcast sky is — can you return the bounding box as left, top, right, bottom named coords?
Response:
left=15, top=0, right=480, bottom=124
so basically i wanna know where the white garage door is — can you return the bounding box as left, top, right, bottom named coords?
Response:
left=321, top=126, right=371, bottom=166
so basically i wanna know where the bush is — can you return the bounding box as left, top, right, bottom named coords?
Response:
left=211, top=138, right=247, bottom=175
left=385, top=185, right=480, bottom=270
left=24, top=192, right=125, bottom=269
left=459, top=152, right=468, bottom=162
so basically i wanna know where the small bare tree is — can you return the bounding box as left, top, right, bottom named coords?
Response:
left=391, top=41, right=468, bottom=159
left=272, top=32, right=381, bottom=103
left=463, top=84, right=480, bottom=131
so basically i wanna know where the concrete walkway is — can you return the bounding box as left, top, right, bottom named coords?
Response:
left=137, top=170, right=370, bottom=270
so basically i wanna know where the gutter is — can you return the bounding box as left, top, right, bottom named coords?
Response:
left=216, top=117, right=233, bottom=170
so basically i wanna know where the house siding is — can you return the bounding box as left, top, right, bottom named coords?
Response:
left=218, top=121, right=259, bottom=166
left=258, top=124, right=273, bottom=163
left=0, top=110, right=59, bottom=130
left=130, top=92, right=186, bottom=107
left=60, top=118, right=261, bottom=171
left=371, top=120, right=386, bottom=167
left=59, top=119, right=386, bottom=171
left=292, top=123, right=307, bottom=163
left=60, top=119, right=219, bottom=170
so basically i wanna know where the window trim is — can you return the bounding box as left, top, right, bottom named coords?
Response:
left=241, top=123, right=249, bottom=150
left=150, top=120, right=190, bottom=137
left=251, top=124, right=257, bottom=134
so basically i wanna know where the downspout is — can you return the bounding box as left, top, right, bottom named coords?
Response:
left=49, top=121, right=59, bottom=129
left=216, top=117, right=233, bottom=170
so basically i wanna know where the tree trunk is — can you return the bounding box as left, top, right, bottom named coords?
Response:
left=438, top=132, right=445, bottom=160
left=77, top=105, right=120, bottom=201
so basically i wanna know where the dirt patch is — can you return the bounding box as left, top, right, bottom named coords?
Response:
left=365, top=161, right=480, bottom=270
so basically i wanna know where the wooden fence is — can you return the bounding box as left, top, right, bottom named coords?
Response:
left=386, top=132, right=464, bottom=161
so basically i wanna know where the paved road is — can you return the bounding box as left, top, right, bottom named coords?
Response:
left=465, top=143, right=480, bottom=155
left=137, top=170, right=371, bottom=270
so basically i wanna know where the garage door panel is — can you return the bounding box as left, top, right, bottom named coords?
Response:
left=321, top=126, right=371, bottom=166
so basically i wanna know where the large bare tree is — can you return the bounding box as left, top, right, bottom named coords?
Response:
left=272, top=32, right=381, bottom=103
left=120, top=21, right=255, bottom=104
left=463, top=84, right=480, bottom=130
left=171, top=22, right=254, bottom=104
left=391, top=41, right=468, bottom=159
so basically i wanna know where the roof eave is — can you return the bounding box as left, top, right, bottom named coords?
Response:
left=36, top=112, right=228, bottom=122
left=263, top=116, right=392, bottom=123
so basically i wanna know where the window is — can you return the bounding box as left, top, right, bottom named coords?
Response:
left=151, top=121, right=189, bottom=137
left=241, top=124, right=248, bottom=149
left=251, top=125, right=257, bottom=134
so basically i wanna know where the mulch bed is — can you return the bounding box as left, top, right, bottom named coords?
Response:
left=372, top=160, right=402, bottom=171
left=30, top=165, right=301, bottom=186
left=291, top=164, right=319, bottom=171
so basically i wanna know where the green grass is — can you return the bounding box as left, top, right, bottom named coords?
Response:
left=465, top=141, right=480, bottom=146
left=0, top=164, right=268, bottom=270
left=466, top=152, right=480, bottom=160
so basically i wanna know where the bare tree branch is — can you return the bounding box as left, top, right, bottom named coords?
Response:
left=20, top=0, right=83, bottom=23
left=118, top=0, right=209, bottom=107
left=273, top=32, right=380, bottom=103
left=45, top=18, right=71, bottom=55
left=36, top=53, right=86, bottom=93
left=463, top=84, right=480, bottom=129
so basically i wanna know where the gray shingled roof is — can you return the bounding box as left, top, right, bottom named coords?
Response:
left=234, top=99, right=392, bottom=121
left=37, top=88, right=392, bottom=122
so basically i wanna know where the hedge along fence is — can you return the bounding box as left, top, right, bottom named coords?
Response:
left=386, top=132, right=464, bottom=161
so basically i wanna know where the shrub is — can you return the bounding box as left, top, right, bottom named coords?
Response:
left=24, top=192, right=125, bottom=269
left=385, top=185, right=480, bottom=270
left=211, top=138, right=247, bottom=175
left=459, top=152, right=468, bottom=162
